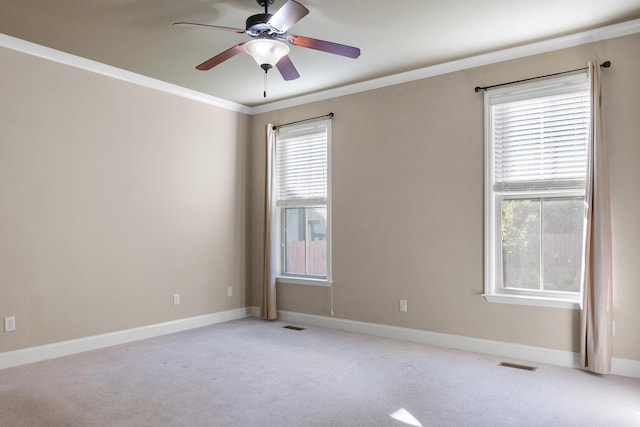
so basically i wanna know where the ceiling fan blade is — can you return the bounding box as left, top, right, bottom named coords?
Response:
left=276, top=55, right=300, bottom=81
left=268, top=0, right=309, bottom=33
left=173, top=22, right=245, bottom=34
left=196, top=43, right=246, bottom=70
left=287, top=34, right=360, bottom=59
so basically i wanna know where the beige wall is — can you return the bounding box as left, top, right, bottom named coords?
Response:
left=2, top=32, right=638, bottom=363
left=0, top=46, right=248, bottom=352
left=248, top=34, right=640, bottom=361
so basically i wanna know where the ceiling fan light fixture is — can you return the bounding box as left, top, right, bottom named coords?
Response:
left=244, top=39, right=290, bottom=71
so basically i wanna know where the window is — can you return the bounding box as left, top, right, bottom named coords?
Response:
left=275, top=119, right=331, bottom=285
left=484, top=73, right=589, bottom=308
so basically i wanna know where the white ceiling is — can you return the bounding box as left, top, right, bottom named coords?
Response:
left=1, top=0, right=639, bottom=107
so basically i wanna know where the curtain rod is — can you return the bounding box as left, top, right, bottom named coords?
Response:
left=474, top=60, right=611, bottom=93
left=272, top=112, right=333, bottom=130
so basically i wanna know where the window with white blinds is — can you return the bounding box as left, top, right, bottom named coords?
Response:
left=490, top=74, right=590, bottom=193
left=484, top=72, right=590, bottom=309
left=277, top=121, right=328, bottom=204
left=275, top=118, right=331, bottom=284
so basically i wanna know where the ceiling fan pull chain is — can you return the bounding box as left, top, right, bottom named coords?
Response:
left=264, top=70, right=268, bottom=98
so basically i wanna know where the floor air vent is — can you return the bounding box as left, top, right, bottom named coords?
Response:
left=282, top=325, right=305, bottom=331
left=499, top=361, right=537, bottom=371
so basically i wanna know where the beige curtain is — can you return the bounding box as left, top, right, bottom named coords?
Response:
left=261, top=124, right=278, bottom=320
left=580, top=60, right=613, bottom=374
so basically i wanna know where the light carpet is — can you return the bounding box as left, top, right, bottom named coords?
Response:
left=1, top=317, right=639, bottom=426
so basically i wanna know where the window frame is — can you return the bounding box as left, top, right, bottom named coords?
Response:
left=483, top=74, right=589, bottom=309
left=274, top=119, right=332, bottom=287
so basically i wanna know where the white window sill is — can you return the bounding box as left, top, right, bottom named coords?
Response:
left=276, top=276, right=333, bottom=287
left=482, top=293, right=580, bottom=310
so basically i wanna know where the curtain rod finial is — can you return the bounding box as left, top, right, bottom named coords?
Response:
left=601, top=60, right=611, bottom=68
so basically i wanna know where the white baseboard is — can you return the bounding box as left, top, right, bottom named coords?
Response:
left=611, top=357, right=640, bottom=379
left=0, top=307, right=252, bottom=370
left=276, top=309, right=640, bottom=379
left=247, top=306, right=261, bottom=317
left=4, top=306, right=638, bottom=378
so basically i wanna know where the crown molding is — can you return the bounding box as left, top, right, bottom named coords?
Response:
left=0, top=33, right=252, bottom=115
left=250, top=18, right=640, bottom=115
left=2, top=18, right=639, bottom=116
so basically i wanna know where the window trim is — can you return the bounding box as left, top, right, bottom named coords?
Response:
left=483, top=74, right=588, bottom=309
left=274, top=119, right=332, bottom=286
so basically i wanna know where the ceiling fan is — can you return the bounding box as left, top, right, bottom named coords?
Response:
left=174, top=0, right=360, bottom=85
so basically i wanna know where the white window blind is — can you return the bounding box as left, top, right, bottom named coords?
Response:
left=490, top=75, right=590, bottom=192
left=484, top=72, right=590, bottom=309
left=277, top=122, right=328, bottom=203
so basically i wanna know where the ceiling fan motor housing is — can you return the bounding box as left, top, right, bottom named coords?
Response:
left=246, top=14, right=280, bottom=37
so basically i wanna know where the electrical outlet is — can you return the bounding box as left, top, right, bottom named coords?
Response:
left=5, top=316, right=16, bottom=332
left=173, top=294, right=180, bottom=306
left=399, top=299, right=407, bottom=313
left=227, top=287, right=233, bottom=297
